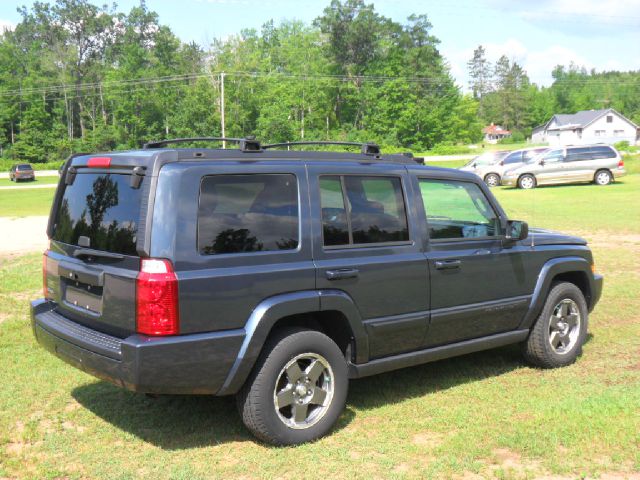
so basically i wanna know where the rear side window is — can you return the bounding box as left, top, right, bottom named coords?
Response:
left=590, top=146, right=616, bottom=159
left=52, top=173, right=142, bottom=255
left=198, top=174, right=299, bottom=255
left=18, top=164, right=32, bottom=171
left=565, top=147, right=591, bottom=162
left=320, top=175, right=409, bottom=247
left=419, top=179, right=501, bottom=240
left=503, top=151, right=523, bottom=164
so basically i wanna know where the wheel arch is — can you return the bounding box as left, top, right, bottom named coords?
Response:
left=216, top=290, right=367, bottom=395
left=519, top=257, right=597, bottom=330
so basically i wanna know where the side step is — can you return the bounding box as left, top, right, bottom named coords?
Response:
left=348, top=329, right=529, bottom=378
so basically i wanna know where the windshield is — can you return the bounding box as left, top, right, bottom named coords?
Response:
left=464, top=151, right=508, bottom=167
left=52, top=173, right=142, bottom=255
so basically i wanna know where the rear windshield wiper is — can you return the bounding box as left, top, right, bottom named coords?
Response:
left=73, top=248, right=125, bottom=260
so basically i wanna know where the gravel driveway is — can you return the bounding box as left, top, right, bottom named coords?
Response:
left=0, top=216, right=49, bottom=255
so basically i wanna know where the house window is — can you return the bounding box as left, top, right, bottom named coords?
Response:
left=606, top=115, right=613, bottom=123
left=614, top=130, right=624, bottom=137
left=594, top=130, right=606, bottom=137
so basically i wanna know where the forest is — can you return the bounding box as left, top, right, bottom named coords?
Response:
left=0, top=0, right=638, bottom=163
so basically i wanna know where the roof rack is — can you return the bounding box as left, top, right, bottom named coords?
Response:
left=143, top=137, right=262, bottom=152
left=263, top=141, right=380, bottom=156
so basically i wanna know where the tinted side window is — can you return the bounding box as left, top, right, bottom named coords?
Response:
left=590, top=146, right=616, bottom=159
left=542, top=149, right=564, bottom=163
left=198, top=174, right=299, bottom=255
left=565, top=147, right=591, bottom=162
left=419, top=179, right=501, bottom=240
left=319, top=175, right=409, bottom=247
left=503, top=152, right=523, bottom=164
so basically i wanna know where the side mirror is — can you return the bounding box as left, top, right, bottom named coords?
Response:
left=472, top=163, right=477, bottom=168
left=505, top=220, right=528, bottom=242
left=539, top=160, right=545, bottom=166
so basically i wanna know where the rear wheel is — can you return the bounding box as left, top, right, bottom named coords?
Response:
left=522, top=282, right=588, bottom=368
left=594, top=169, right=612, bottom=186
left=518, top=174, right=536, bottom=189
left=484, top=173, right=501, bottom=187
left=237, top=328, right=348, bottom=445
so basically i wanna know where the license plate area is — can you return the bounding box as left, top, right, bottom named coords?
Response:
left=63, top=282, right=103, bottom=315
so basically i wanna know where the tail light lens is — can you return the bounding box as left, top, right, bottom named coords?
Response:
left=618, top=159, right=624, bottom=168
left=136, top=258, right=179, bottom=336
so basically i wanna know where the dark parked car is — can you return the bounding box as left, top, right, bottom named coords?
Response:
left=9, top=163, right=35, bottom=182
left=32, top=138, right=603, bottom=445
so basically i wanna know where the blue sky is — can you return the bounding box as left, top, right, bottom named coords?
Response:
left=1, top=0, right=639, bottom=89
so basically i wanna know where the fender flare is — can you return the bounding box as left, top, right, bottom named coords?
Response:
left=519, top=256, right=595, bottom=330
left=216, top=289, right=366, bottom=395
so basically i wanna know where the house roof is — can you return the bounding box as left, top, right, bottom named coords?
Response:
left=483, top=124, right=511, bottom=135
left=547, top=108, right=639, bottom=131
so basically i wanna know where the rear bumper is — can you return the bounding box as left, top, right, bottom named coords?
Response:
left=31, top=299, right=244, bottom=395
left=613, top=167, right=626, bottom=179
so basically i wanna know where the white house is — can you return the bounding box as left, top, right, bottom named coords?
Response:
left=482, top=123, right=511, bottom=144
left=531, top=109, right=639, bottom=146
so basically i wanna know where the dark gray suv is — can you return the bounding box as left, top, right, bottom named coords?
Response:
left=31, top=138, right=603, bottom=445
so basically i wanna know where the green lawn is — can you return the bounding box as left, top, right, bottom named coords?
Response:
left=0, top=188, right=55, bottom=217
left=1, top=168, right=639, bottom=479
left=0, top=176, right=58, bottom=187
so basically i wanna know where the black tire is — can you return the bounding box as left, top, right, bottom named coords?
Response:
left=522, top=282, right=588, bottom=368
left=594, top=169, right=612, bottom=186
left=518, top=174, right=536, bottom=189
left=236, top=328, right=348, bottom=445
left=484, top=173, right=501, bottom=188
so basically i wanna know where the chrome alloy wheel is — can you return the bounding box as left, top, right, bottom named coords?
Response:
left=485, top=174, right=500, bottom=187
left=520, top=175, right=535, bottom=189
left=548, top=299, right=581, bottom=354
left=273, top=353, right=334, bottom=429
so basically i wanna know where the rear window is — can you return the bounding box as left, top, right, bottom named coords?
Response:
left=52, top=173, right=142, bottom=255
left=590, top=146, right=616, bottom=159
left=17, top=164, right=32, bottom=171
left=197, top=174, right=299, bottom=255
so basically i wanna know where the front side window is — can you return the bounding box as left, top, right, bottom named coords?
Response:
left=320, top=175, right=409, bottom=247
left=420, top=179, right=501, bottom=240
left=198, top=174, right=299, bottom=255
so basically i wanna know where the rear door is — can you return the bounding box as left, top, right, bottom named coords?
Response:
left=46, top=167, right=146, bottom=337
left=563, top=147, right=593, bottom=182
left=308, top=163, right=429, bottom=359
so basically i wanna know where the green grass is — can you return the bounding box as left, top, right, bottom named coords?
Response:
left=0, top=176, right=58, bottom=187
left=0, top=188, right=55, bottom=217
left=0, top=166, right=639, bottom=479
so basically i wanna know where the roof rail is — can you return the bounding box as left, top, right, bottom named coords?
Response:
left=263, top=141, right=380, bottom=156
left=143, top=137, right=262, bottom=152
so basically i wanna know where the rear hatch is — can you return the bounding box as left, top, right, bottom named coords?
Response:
left=45, top=159, right=149, bottom=338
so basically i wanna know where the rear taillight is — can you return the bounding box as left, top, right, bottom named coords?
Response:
left=87, top=156, right=111, bottom=168
left=136, top=258, right=179, bottom=336
left=42, top=251, right=48, bottom=298
left=618, top=159, right=624, bottom=168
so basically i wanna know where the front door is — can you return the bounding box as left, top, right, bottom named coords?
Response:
left=308, top=164, right=429, bottom=360
left=536, top=148, right=566, bottom=184
left=412, top=174, right=532, bottom=348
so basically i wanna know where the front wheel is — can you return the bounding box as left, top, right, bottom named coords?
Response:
left=522, top=282, right=588, bottom=368
left=237, top=328, right=348, bottom=445
left=484, top=173, right=501, bottom=187
left=518, top=174, right=536, bottom=189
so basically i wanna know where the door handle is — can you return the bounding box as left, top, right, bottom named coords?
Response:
left=434, top=259, right=461, bottom=270
left=325, top=268, right=359, bottom=280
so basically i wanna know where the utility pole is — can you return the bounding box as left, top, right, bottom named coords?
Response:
left=220, top=71, right=226, bottom=149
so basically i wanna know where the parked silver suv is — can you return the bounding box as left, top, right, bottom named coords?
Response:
left=501, top=145, right=626, bottom=189
left=460, top=148, right=548, bottom=187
